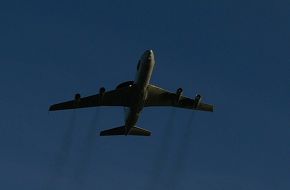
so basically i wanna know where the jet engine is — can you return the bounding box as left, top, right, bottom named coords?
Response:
left=194, top=94, right=202, bottom=109
left=74, top=93, right=81, bottom=102
left=175, top=88, right=183, bottom=103
left=99, top=87, right=105, bottom=96
left=116, top=81, right=134, bottom=89
left=99, top=87, right=106, bottom=102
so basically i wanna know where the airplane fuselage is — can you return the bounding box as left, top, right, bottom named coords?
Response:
left=49, top=49, right=213, bottom=136
left=124, top=50, right=155, bottom=133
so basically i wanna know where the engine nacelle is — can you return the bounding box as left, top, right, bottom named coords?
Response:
left=194, top=94, right=202, bottom=108
left=74, top=93, right=81, bottom=102
left=99, top=87, right=106, bottom=103
left=175, top=88, right=183, bottom=103
left=99, top=87, right=105, bottom=96
left=116, top=81, right=134, bottom=89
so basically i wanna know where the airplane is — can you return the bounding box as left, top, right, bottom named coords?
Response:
left=49, top=50, right=214, bottom=136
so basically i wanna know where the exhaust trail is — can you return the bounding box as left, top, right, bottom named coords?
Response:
left=44, top=111, right=77, bottom=190
left=72, top=109, right=100, bottom=189
left=146, top=109, right=176, bottom=190
left=167, top=112, right=196, bottom=190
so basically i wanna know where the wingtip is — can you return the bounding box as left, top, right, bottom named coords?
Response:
left=99, top=131, right=105, bottom=136
left=49, top=105, right=55, bottom=111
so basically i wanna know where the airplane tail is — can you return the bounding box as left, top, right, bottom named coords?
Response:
left=100, top=126, right=151, bottom=136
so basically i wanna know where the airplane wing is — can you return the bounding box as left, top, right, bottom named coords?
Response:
left=145, top=84, right=214, bottom=112
left=49, top=86, right=136, bottom=111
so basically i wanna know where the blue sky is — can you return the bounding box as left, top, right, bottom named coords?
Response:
left=0, top=0, right=289, bottom=190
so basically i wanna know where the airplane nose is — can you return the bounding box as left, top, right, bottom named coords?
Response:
left=141, top=50, right=154, bottom=63
left=146, top=50, right=153, bottom=60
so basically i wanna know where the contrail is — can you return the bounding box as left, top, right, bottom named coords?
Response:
left=146, top=109, right=176, bottom=190
left=167, top=112, right=196, bottom=190
left=72, top=109, right=99, bottom=189
left=44, top=111, right=77, bottom=190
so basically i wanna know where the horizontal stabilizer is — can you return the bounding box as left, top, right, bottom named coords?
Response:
left=129, top=126, right=151, bottom=136
left=100, top=126, right=151, bottom=136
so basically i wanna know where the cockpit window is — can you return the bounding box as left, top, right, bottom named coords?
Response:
left=137, top=60, right=141, bottom=70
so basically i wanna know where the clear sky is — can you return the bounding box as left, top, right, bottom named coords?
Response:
left=0, top=0, right=289, bottom=190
